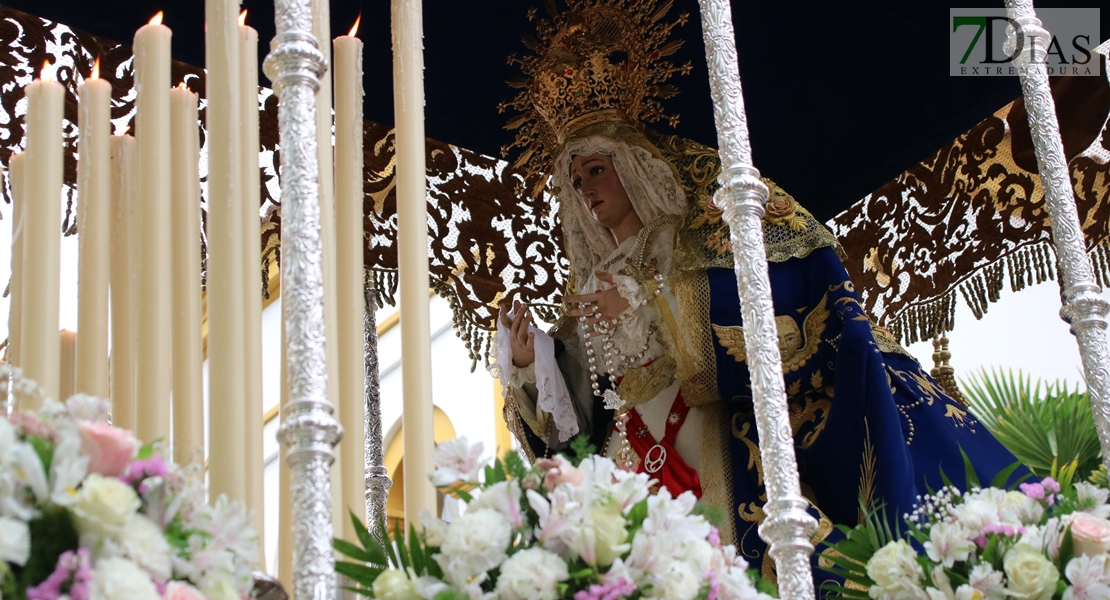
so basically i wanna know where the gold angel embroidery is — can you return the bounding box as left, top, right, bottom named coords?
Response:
left=711, top=293, right=830, bottom=373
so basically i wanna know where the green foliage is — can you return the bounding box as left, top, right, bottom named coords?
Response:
left=565, top=435, right=597, bottom=467
left=1090, top=464, right=1108, bottom=488
left=819, top=502, right=899, bottom=599
left=962, top=368, right=1100, bottom=486
left=135, top=439, right=159, bottom=461
left=692, top=502, right=726, bottom=529
left=20, top=505, right=79, bottom=590
left=334, top=509, right=445, bottom=596
left=501, top=450, right=529, bottom=482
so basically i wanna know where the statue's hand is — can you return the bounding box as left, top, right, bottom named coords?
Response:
left=499, top=300, right=536, bottom=368
left=564, top=272, right=632, bottom=336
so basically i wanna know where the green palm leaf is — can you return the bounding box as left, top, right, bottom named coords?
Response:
left=961, top=368, right=1100, bottom=485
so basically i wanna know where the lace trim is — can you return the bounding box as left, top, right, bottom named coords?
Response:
left=509, top=363, right=537, bottom=388
left=611, top=273, right=644, bottom=315
left=492, top=313, right=579, bottom=443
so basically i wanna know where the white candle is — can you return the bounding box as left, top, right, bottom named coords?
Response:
left=334, top=20, right=368, bottom=536
left=59, top=329, right=76, bottom=400
left=75, top=59, right=112, bottom=398
left=311, top=0, right=345, bottom=532
left=393, top=0, right=437, bottom=521
left=239, top=10, right=265, bottom=557
left=21, top=62, right=64, bottom=406
left=133, top=12, right=173, bottom=444
left=206, top=0, right=246, bottom=502
left=170, top=83, right=204, bottom=467
left=109, top=134, right=137, bottom=431
left=7, top=153, right=24, bottom=367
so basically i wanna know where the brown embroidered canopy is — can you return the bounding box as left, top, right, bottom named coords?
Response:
left=1, top=6, right=1107, bottom=363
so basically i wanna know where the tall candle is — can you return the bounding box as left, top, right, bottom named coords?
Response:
left=170, top=84, right=203, bottom=467
left=311, top=0, right=345, bottom=531
left=238, top=10, right=265, bottom=556
left=21, top=62, right=64, bottom=406
left=75, top=59, right=112, bottom=398
left=334, top=20, right=367, bottom=536
left=59, top=329, right=76, bottom=400
left=392, top=0, right=437, bottom=521
left=110, top=134, right=137, bottom=432
left=206, top=0, right=246, bottom=502
left=7, top=153, right=24, bottom=367
left=133, top=12, right=173, bottom=444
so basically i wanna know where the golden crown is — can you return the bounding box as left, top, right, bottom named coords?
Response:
left=499, top=0, right=691, bottom=192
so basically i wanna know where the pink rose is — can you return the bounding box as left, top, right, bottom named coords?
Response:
left=1069, top=512, right=1110, bottom=557
left=536, top=456, right=584, bottom=491
left=163, top=581, right=206, bottom=600
left=78, top=421, right=139, bottom=477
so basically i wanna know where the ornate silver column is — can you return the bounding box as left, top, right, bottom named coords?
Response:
left=363, top=274, right=392, bottom=540
left=263, top=3, right=343, bottom=598
left=696, top=2, right=817, bottom=598
left=1005, top=0, right=1110, bottom=471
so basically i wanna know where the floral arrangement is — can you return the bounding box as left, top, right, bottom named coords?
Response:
left=823, top=467, right=1110, bottom=600
left=335, top=436, right=776, bottom=600
left=0, top=367, right=257, bottom=600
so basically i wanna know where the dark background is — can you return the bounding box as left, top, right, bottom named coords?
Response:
left=6, top=0, right=1105, bottom=220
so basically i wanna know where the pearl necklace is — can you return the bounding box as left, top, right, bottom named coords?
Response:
left=578, top=272, right=665, bottom=470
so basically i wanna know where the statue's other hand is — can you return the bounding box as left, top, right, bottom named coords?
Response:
left=564, top=272, right=632, bottom=336
left=500, top=300, right=536, bottom=368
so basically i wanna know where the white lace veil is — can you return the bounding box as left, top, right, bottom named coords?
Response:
left=551, top=135, right=688, bottom=286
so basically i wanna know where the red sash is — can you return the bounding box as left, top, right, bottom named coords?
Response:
left=621, top=391, right=702, bottom=498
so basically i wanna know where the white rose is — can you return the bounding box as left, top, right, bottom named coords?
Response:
left=71, top=473, right=140, bottom=539
left=648, top=560, right=700, bottom=600
left=866, top=540, right=925, bottom=599
left=591, top=502, right=630, bottom=568
left=494, top=547, right=570, bottom=600
left=88, top=557, right=161, bottom=600
left=118, top=513, right=173, bottom=582
left=372, top=570, right=421, bottom=600
left=0, top=516, right=30, bottom=565
left=432, top=508, right=511, bottom=587
left=1003, top=544, right=1059, bottom=600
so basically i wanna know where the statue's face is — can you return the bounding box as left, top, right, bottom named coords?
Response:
left=569, top=153, right=636, bottom=231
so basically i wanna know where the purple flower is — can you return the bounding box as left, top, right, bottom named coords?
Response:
left=707, top=526, right=721, bottom=548
left=704, top=571, right=721, bottom=600
left=118, top=455, right=168, bottom=487
left=573, top=577, right=637, bottom=600
left=1042, top=477, right=1061, bottom=494
left=27, top=548, right=91, bottom=600
left=1020, top=482, right=1045, bottom=500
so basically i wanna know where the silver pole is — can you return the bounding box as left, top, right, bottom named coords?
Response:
left=696, top=2, right=817, bottom=598
left=1005, top=0, right=1110, bottom=471
left=263, top=3, right=343, bottom=598
left=364, top=275, right=392, bottom=540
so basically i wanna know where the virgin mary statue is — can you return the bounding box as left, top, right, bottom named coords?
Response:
left=487, top=0, right=1028, bottom=580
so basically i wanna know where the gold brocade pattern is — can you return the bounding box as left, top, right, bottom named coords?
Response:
left=503, top=386, right=538, bottom=463
left=870, top=322, right=916, bottom=359
left=699, top=402, right=737, bottom=547
left=711, top=294, right=830, bottom=374
left=617, top=354, right=677, bottom=406
left=858, top=418, right=876, bottom=524
left=670, top=270, right=720, bottom=407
